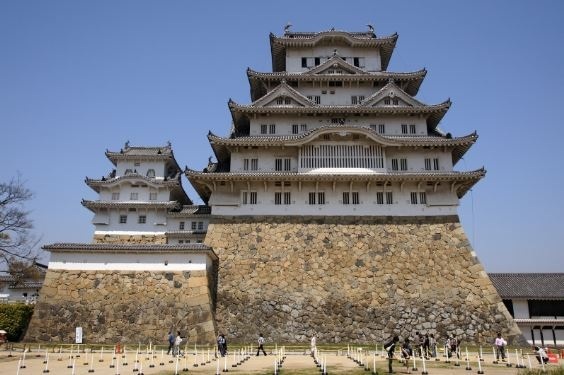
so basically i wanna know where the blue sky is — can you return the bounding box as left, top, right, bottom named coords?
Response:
left=1, top=1, right=563, bottom=272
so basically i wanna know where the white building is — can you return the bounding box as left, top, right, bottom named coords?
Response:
left=84, top=142, right=210, bottom=244
left=187, top=28, right=483, bottom=216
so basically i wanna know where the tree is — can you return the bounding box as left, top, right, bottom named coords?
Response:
left=0, top=176, right=39, bottom=265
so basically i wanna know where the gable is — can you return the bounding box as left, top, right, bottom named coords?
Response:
left=362, top=81, right=425, bottom=108
left=251, top=82, right=313, bottom=108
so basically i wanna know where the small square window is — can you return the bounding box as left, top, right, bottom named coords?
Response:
left=138, top=215, right=146, bottom=224
left=179, top=221, right=185, bottom=230
left=119, top=215, right=127, bottom=224
left=111, top=192, right=120, bottom=200
left=149, top=192, right=157, bottom=201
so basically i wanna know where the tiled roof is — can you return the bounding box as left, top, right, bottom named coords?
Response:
left=168, top=205, right=212, bottom=216
left=43, top=243, right=217, bottom=259
left=85, top=173, right=182, bottom=192
left=81, top=200, right=180, bottom=212
left=105, top=143, right=180, bottom=168
left=247, top=68, right=427, bottom=99
left=489, top=273, right=564, bottom=299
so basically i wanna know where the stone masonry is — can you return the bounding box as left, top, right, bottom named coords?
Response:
left=205, top=215, right=521, bottom=344
left=25, top=269, right=216, bottom=344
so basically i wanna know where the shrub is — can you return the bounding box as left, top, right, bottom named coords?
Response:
left=0, top=304, right=34, bottom=341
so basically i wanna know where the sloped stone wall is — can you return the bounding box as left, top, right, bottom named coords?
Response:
left=25, top=270, right=216, bottom=344
left=205, top=215, right=521, bottom=344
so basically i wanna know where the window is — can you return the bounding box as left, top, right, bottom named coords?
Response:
left=308, top=192, right=316, bottom=205
left=284, top=192, right=291, bottom=205
left=328, top=81, right=342, bottom=87
left=284, top=158, right=291, bottom=171
left=300, top=124, right=307, bottom=132
left=378, top=124, right=385, bottom=134
left=111, top=192, right=120, bottom=200
left=384, top=98, right=390, bottom=105
left=409, top=124, right=416, bottom=134
left=276, top=97, right=284, bottom=105
left=292, top=124, right=299, bottom=134
left=314, top=96, right=321, bottom=104
left=353, top=57, right=360, bottom=67
left=314, top=57, right=320, bottom=66
left=242, top=191, right=257, bottom=205
left=419, top=192, right=427, bottom=205
left=130, top=192, right=138, bottom=200
left=119, top=215, right=127, bottom=224
left=386, top=192, right=393, bottom=204
left=318, top=192, right=325, bottom=205
left=391, top=159, right=399, bottom=171
left=301, top=57, right=307, bottom=68
left=352, top=192, right=359, bottom=205
left=191, top=221, right=197, bottom=230
left=260, top=124, right=267, bottom=134
left=134, top=162, right=141, bottom=167
left=410, top=192, right=418, bottom=205
left=392, top=98, right=399, bottom=105
left=401, top=124, right=408, bottom=134
left=307, top=95, right=313, bottom=101
left=269, top=124, right=276, bottom=134
left=149, top=192, right=157, bottom=201
left=331, top=118, right=345, bottom=124
left=425, top=158, right=432, bottom=171
left=351, top=96, right=358, bottom=105
left=251, top=159, right=258, bottom=170
left=343, top=192, right=360, bottom=205
left=179, top=221, right=185, bottom=230
left=243, top=159, right=249, bottom=170
left=178, top=240, right=184, bottom=244
left=342, top=192, right=350, bottom=205
left=376, top=192, right=384, bottom=205
left=433, top=158, right=440, bottom=170
left=275, top=192, right=282, bottom=205
left=138, top=215, right=146, bottom=224
left=146, top=169, right=155, bottom=178
left=244, top=158, right=258, bottom=171
left=275, top=158, right=291, bottom=171
left=275, top=192, right=291, bottom=205
left=198, top=222, right=204, bottom=230
left=124, top=169, right=133, bottom=175
left=400, top=159, right=408, bottom=171
left=275, top=158, right=283, bottom=171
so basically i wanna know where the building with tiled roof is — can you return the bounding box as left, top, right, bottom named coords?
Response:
left=187, top=27, right=482, bottom=218
left=84, top=142, right=210, bottom=245
left=489, top=273, right=564, bottom=347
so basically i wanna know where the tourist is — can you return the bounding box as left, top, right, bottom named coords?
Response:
left=449, top=335, right=460, bottom=359
left=422, top=333, right=430, bottom=359
left=217, top=334, right=227, bottom=357
left=494, top=332, right=507, bottom=361
left=256, top=333, right=267, bottom=356
left=166, top=331, right=175, bottom=355
left=428, top=333, right=437, bottom=358
left=401, top=337, right=412, bottom=371
left=384, top=335, right=399, bottom=374
left=173, top=331, right=183, bottom=357
left=533, top=346, right=549, bottom=364
left=310, top=335, right=317, bottom=356
left=412, top=331, right=421, bottom=358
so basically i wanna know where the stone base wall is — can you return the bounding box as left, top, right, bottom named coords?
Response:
left=205, top=215, right=521, bottom=344
left=25, top=270, right=216, bottom=344
left=93, top=234, right=167, bottom=244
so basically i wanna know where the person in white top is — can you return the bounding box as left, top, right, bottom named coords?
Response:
left=173, top=331, right=183, bottom=357
left=534, top=346, right=549, bottom=364
left=310, top=335, right=317, bottom=356
left=256, top=333, right=267, bottom=356
left=494, top=332, right=507, bottom=361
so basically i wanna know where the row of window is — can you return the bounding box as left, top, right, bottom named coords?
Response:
left=117, top=216, right=206, bottom=229
left=259, top=123, right=420, bottom=135
left=178, top=221, right=205, bottom=230
left=301, top=56, right=366, bottom=68
left=241, top=191, right=426, bottom=205
left=241, top=157, right=440, bottom=171
left=178, top=239, right=203, bottom=244
left=112, top=192, right=158, bottom=201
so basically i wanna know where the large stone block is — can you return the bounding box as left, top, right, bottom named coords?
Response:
left=205, top=215, right=521, bottom=344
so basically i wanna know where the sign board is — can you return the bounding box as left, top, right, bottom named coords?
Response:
left=75, top=327, right=83, bottom=344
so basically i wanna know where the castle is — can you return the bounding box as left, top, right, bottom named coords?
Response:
left=25, top=26, right=521, bottom=345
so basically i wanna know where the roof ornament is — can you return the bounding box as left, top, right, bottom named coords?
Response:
left=333, top=49, right=338, bottom=56
left=284, top=23, right=292, bottom=33
left=124, top=140, right=129, bottom=148
left=367, top=24, right=374, bottom=33
left=166, top=140, right=171, bottom=147
left=330, top=27, right=335, bottom=31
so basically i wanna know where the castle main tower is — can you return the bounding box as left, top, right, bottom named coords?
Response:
left=188, top=27, right=520, bottom=343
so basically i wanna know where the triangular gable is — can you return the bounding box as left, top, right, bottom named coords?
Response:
left=251, top=81, right=314, bottom=108
left=307, top=56, right=365, bottom=75
left=361, top=81, right=426, bottom=108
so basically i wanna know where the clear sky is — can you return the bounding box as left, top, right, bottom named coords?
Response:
left=1, top=0, right=563, bottom=272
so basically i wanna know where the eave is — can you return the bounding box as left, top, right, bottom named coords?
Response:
left=186, top=168, right=485, bottom=203
left=247, top=68, right=427, bottom=100
left=81, top=200, right=181, bottom=212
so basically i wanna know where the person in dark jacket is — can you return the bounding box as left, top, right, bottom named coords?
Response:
left=384, top=335, right=400, bottom=374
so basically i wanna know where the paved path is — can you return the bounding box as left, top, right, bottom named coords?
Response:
left=0, top=349, right=561, bottom=374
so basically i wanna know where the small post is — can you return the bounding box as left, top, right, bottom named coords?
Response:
left=422, top=354, right=428, bottom=375
left=88, top=351, right=95, bottom=373
left=465, top=347, right=472, bottom=370
left=477, top=357, right=484, bottom=374
left=43, top=352, right=50, bottom=373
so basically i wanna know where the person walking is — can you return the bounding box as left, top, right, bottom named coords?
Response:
left=384, top=335, right=399, bottom=374
left=173, top=331, right=183, bottom=357
left=494, top=332, right=507, bottom=362
left=310, top=335, right=317, bottom=356
left=256, top=333, right=267, bottom=356
left=166, top=331, right=175, bottom=355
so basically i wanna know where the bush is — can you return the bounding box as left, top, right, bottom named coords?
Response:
left=0, top=304, right=34, bottom=341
